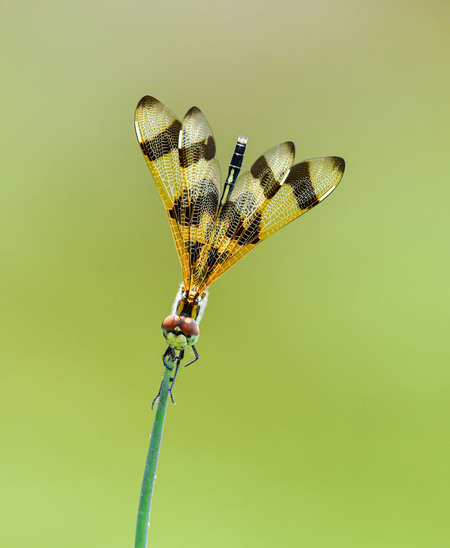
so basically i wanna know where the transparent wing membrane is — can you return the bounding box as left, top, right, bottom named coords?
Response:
left=135, top=96, right=345, bottom=299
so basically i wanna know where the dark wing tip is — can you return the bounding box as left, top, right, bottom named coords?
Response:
left=136, top=95, right=160, bottom=109
left=285, top=141, right=296, bottom=157
left=184, top=105, right=203, bottom=118
left=331, top=156, right=345, bottom=174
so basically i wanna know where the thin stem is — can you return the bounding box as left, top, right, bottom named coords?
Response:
left=135, top=358, right=174, bottom=548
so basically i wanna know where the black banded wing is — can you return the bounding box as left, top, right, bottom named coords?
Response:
left=135, top=96, right=345, bottom=298
left=192, top=142, right=294, bottom=290
left=194, top=150, right=345, bottom=294
left=260, top=156, right=345, bottom=236
left=177, top=107, right=221, bottom=293
left=135, top=96, right=186, bottom=274
left=135, top=97, right=221, bottom=290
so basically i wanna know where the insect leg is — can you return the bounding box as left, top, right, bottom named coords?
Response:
left=151, top=380, right=162, bottom=410
left=168, top=350, right=184, bottom=404
left=152, top=347, right=178, bottom=408
left=184, top=345, right=199, bottom=368
left=162, top=346, right=175, bottom=369
left=168, top=362, right=179, bottom=404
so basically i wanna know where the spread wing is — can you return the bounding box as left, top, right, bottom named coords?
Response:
left=192, top=146, right=345, bottom=294
left=177, top=106, right=221, bottom=292
left=135, top=96, right=221, bottom=290
left=136, top=96, right=345, bottom=298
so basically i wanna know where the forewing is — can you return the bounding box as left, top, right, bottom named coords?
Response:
left=134, top=96, right=185, bottom=268
left=178, top=107, right=221, bottom=291
left=193, top=142, right=295, bottom=292
left=261, top=156, right=345, bottom=237
left=196, top=153, right=345, bottom=293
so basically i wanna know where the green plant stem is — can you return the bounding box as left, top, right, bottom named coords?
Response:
left=135, top=358, right=174, bottom=548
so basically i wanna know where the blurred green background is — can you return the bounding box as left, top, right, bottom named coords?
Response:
left=2, top=0, right=449, bottom=546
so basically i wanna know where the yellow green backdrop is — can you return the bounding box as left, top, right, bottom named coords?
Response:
left=2, top=0, right=449, bottom=546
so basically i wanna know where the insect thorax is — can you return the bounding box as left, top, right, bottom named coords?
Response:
left=161, top=286, right=209, bottom=350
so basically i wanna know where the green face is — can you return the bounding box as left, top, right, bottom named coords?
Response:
left=161, top=329, right=200, bottom=350
left=162, top=329, right=188, bottom=351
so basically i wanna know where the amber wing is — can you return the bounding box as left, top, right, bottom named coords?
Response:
left=192, top=146, right=345, bottom=294
left=135, top=96, right=345, bottom=298
left=135, top=96, right=221, bottom=290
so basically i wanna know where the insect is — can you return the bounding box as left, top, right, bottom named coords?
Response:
left=135, top=96, right=345, bottom=400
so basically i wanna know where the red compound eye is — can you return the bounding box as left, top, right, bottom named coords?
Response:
left=161, top=314, right=181, bottom=331
left=178, top=316, right=199, bottom=337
